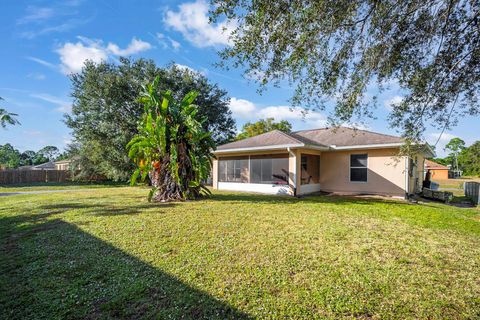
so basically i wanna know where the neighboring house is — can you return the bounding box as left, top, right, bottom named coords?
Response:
left=54, top=159, right=73, bottom=170
left=212, top=127, right=434, bottom=198
left=425, top=159, right=449, bottom=180
left=31, top=161, right=55, bottom=170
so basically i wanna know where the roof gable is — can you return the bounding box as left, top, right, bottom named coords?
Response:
left=425, top=159, right=449, bottom=170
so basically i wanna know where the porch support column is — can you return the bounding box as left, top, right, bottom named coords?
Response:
left=288, top=148, right=297, bottom=196
left=212, top=158, right=218, bottom=189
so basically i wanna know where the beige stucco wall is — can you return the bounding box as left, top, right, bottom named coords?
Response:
left=212, top=147, right=427, bottom=197
left=408, top=153, right=425, bottom=194
left=212, top=158, right=218, bottom=189
left=320, top=148, right=407, bottom=196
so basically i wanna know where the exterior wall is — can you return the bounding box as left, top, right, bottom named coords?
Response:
left=408, top=153, right=425, bottom=194
left=429, top=169, right=449, bottom=180
left=298, top=183, right=321, bottom=195
left=320, top=148, right=407, bottom=196
left=212, top=158, right=218, bottom=189
left=217, top=182, right=290, bottom=195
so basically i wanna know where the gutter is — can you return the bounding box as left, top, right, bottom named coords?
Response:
left=330, top=143, right=404, bottom=150
left=214, top=143, right=304, bottom=154
left=405, top=156, right=410, bottom=199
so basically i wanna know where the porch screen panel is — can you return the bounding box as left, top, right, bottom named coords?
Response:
left=218, top=157, right=249, bottom=182
left=251, top=156, right=289, bottom=184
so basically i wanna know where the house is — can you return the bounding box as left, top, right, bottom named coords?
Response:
left=212, top=127, right=434, bottom=198
left=425, top=159, right=449, bottom=180
left=54, top=159, right=74, bottom=170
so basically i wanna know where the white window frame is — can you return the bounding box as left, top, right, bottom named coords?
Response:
left=349, top=153, right=368, bottom=183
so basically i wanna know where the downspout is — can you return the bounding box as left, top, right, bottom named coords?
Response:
left=287, top=147, right=297, bottom=196
left=405, top=156, right=410, bottom=199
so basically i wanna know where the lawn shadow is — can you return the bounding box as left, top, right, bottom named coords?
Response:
left=0, top=212, right=251, bottom=319
left=37, top=202, right=177, bottom=217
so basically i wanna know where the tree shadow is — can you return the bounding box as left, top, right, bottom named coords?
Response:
left=36, top=202, right=177, bottom=217
left=0, top=212, right=251, bottom=319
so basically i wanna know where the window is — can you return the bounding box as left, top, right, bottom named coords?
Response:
left=300, top=154, right=320, bottom=185
left=218, top=158, right=249, bottom=182
left=251, top=157, right=289, bottom=184
left=350, top=154, right=367, bottom=182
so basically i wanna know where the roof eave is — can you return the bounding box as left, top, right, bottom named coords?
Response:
left=214, top=143, right=305, bottom=154
left=330, top=142, right=404, bottom=150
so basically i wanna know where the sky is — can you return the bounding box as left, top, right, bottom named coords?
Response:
left=1, top=0, right=478, bottom=157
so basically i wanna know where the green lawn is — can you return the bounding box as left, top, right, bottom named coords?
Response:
left=1, top=187, right=479, bottom=319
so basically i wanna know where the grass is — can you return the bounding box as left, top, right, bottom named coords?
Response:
left=1, top=187, right=479, bottom=319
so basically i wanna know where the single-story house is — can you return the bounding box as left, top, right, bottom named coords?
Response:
left=212, top=127, right=434, bottom=198
left=425, top=159, right=449, bottom=180
left=54, top=159, right=74, bottom=170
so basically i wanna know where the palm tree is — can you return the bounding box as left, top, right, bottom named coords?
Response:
left=127, top=77, right=214, bottom=202
left=0, top=97, right=20, bottom=128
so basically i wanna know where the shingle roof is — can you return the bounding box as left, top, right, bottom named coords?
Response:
left=425, top=159, right=449, bottom=170
left=216, top=130, right=327, bottom=150
left=292, top=127, right=404, bottom=147
left=33, top=161, right=55, bottom=169
left=216, top=126, right=404, bottom=152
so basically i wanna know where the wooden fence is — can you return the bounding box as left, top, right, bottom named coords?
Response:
left=464, top=181, right=480, bottom=205
left=0, top=170, right=74, bottom=185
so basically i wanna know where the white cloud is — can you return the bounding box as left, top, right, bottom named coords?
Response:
left=426, top=132, right=458, bottom=157
left=164, top=0, right=236, bottom=47
left=384, top=95, right=403, bottom=110
left=30, top=93, right=72, bottom=113
left=17, top=7, right=55, bottom=25
left=169, top=38, right=181, bottom=50
left=26, top=56, right=57, bottom=70
left=56, top=39, right=108, bottom=74
left=229, top=97, right=328, bottom=128
left=156, top=33, right=181, bottom=51
left=229, top=97, right=256, bottom=118
left=106, top=38, right=152, bottom=56
left=27, top=73, right=46, bottom=80
left=56, top=36, right=151, bottom=74
left=174, top=63, right=195, bottom=72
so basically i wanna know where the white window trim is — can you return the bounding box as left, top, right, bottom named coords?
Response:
left=349, top=153, right=368, bottom=183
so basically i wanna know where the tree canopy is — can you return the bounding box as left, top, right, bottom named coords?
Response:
left=212, top=0, right=480, bottom=141
left=66, top=58, right=236, bottom=181
left=236, top=118, right=292, bottom=140
left=458, top=141, right=480, bottom=176
left=0, top=144, right=60, bottom=169
left=432, top=138, right=480, bottom=176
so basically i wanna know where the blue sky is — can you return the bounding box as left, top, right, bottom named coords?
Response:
left=1, top=0, right=478, bottom=157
